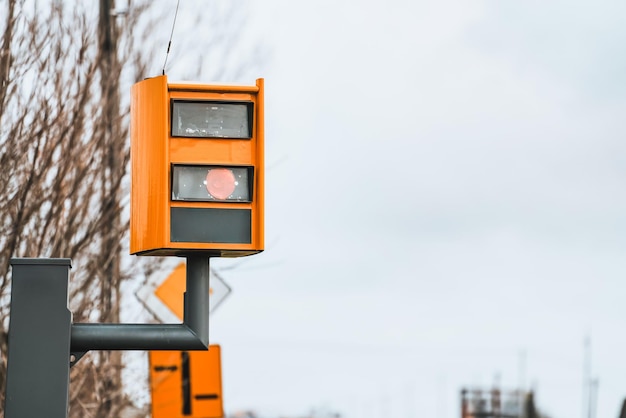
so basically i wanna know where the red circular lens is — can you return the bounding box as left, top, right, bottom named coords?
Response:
left=205, top=168, right=236, bottom=200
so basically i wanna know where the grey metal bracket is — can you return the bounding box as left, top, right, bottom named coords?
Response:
left=4, top=255, right=212, bottom=418
left=68, top=256, right=210, bottom=365
left=70, top=352, right=88, bottom=368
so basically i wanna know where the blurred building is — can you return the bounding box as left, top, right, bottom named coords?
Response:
left=460, top=387, right=546, bottom=418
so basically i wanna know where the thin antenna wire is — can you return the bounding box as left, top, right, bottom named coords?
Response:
left=162, top=0, right=181, bottom=75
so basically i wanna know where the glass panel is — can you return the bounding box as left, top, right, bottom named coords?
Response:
left=172, top=165, right=251, bottom=202
left=172, top=101, right=251, bottom=138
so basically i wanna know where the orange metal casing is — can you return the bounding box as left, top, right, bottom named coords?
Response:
left=130, top=75, right=264, bottom=257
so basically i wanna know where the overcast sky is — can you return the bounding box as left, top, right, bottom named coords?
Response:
left=136, top=1, right=626, bottom=417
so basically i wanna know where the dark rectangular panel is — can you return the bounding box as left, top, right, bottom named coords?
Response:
left=171, top=207, right=251, bottom=244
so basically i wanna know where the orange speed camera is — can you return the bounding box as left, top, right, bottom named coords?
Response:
left=130, top=75, right=264, bottom=257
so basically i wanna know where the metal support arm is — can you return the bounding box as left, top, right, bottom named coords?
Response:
left=70, top=255, right=210, bottom=362
left=71, top=323, right=207, bottom=351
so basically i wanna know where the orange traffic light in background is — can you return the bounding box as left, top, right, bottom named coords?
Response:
left=130, top=75, right=264, bottom=257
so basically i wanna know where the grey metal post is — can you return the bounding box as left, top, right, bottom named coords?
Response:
left=184, top=255, right=210, bottom=346
left=4, top=258, right=72, bottom=418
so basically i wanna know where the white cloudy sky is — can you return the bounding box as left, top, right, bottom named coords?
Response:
left=137, top=1, right=626, bottom=417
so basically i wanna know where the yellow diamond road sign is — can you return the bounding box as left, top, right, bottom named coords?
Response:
left=136, top=262, right=231, bottom=323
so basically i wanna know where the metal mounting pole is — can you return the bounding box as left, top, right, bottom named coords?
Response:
left=4, top=256, right=212, bottom=417
left=184, top=255, right=210, bottom=346
left=4, top=258, right=72, bottom=418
